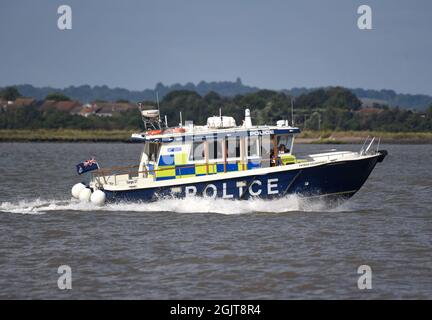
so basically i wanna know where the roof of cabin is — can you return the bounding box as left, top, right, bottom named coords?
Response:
left=132, top=126, right=301, bottom=143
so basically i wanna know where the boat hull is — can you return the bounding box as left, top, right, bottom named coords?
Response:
left=102, top=152, right=386, bottom=204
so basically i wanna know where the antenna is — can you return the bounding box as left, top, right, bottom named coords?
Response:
left=179, top=111, right=183, bottom=127
left=156, top=91, right=161, bottom=124
left=137, top=102, right=146, bottom=130
left=219, top=107, right=222, bottom=128
left=290, top=97, right=295, bottom=126
left=164, top=115, right=168, bottom=127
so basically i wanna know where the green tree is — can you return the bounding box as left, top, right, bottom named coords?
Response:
left=323, top=87, right=362, bottom=110
left=1, top=88, right=431, bottom=132
left=295, top=89, right=329, bottom=109
left=45, top=92, right=71, bottom=101
left=203, top=91, right=221, bottom=103
left=1, top=86, right=21, bottom=101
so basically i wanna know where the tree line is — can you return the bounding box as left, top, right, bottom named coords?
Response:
left=3, top=81, right=432, bottom=110
left=1, top=86, right=432, bottom=132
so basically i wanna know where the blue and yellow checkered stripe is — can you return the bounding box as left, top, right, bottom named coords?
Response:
left=154, top=152, right=260, bottom=181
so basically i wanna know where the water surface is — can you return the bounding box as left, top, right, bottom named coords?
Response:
left=0, top=143, right=431, bottom=299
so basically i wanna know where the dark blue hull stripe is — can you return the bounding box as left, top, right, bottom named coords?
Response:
left=103, top=155, right=380, bottom=203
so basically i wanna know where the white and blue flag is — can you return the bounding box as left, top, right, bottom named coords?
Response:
left=76, top=158, right=99, bottom=175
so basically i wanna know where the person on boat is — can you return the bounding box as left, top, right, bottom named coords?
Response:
left=270, top=149, right=275, bottom=166
left=278, top=144, right=290, bottom=154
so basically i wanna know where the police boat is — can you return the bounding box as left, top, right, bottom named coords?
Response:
left=71, top=105, right=387, bottom=206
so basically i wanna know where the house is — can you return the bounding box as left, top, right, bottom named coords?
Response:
left=40, top=100, right=82, bottom=114
left=356, top=107, right=384, bottom=116
left=79, top=104, right=99, bottom=117
left=1, top=97, right=36, bottom=111
left=90, top=102, right=137, bottom=117
left=360, top=98, right=389, bottom=108
left=95, top=103, right=115, bottom=117
left=12, top=97, right=36, bottom=107
left=1, top=96, right=139, bottom=117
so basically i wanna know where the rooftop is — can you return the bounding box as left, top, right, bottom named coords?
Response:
left=132, top=125, right=301, bottom=142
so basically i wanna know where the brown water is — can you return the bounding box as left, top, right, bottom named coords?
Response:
left=0, top=143, right=431, bottom=299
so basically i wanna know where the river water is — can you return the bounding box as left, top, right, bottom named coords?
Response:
left=0, top=142, right=431, bottom=299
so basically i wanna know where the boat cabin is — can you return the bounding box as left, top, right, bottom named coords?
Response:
left=136, top=124, right=301, bottom=181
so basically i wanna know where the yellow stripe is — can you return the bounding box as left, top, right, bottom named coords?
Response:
left=155, top=166, right=175, bottom=177
left=174, top=153, right=188, bottom=165
left=195, top=163, right=216, bottom=175
left=176, top=174, right=195, bottom=179
left=237, top=162, right=247, bottom=171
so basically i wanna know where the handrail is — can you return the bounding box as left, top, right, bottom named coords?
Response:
left=91, top=148, right=378, bottom=186
left=309, top=151, right=353, bottom=157
left=360, top=136, right=370, bottom=155
left=93, top=149, right=370, bottom=180
left=92, top=156, right=284, bottom=179
left=308, top=151, right=356, bottom=161
left=97, top=164, right=140, bottom=172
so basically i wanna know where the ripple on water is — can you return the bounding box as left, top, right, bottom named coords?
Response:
left=0, top=143, right=431, bottom=299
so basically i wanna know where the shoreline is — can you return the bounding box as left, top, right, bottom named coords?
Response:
left=1, top=129, right=432, bottom=144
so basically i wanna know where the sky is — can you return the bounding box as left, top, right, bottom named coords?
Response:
left=1, top=0, right=431, bottom=95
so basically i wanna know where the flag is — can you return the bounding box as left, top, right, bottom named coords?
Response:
left=76, top=158, right=99, bottom=175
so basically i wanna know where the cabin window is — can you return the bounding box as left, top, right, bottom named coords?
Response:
left=260, top=135, right=272, bottom=158
left=145, top=142, right=161, bottom=162
left=189, top=141, right=205, bottom=161
left=209, top=139, right=223, bottom=160
left=226, top=136, right=240, bottom=158
left=247, top=136, right=259, bottom=157
left=277, top=135, right=293, bottom=154
left=260, top=135, right=272, bottom=167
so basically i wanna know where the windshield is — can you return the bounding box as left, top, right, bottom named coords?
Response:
left=277, top=135, right=293, bottom=154
left=144, top=142, right=161, bottom=162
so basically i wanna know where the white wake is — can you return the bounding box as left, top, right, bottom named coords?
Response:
left=0, top=195, right=354, bottom=215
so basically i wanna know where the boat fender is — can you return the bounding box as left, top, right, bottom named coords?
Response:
left=71, top=183, right=86, bottom=199
left=90, top=190, right=106, bottom=206
left=78, top=187, right=92, bottom=202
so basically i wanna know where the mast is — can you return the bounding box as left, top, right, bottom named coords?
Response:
left=291, top=97, right=295, bottom=126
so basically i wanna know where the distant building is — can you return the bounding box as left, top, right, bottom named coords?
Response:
left=356, top=107, right=384, bottom=116
left=40, top=100, right=82, bottom=114
left=1, top=97, right=36, bottom=111
left=89, top=101, right=137, bottom=117
left=360, top=98, right=389, bottom=108
left=79, top=104, right=98, bottom=117
left=1, top=97, right=139, bottom=117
